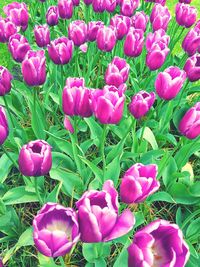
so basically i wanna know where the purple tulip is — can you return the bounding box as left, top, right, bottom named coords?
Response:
left=0, top=18, right=17, bottom=43
left=76, top=180, right=135, bottom=243
left=105, top=56, right=130, bottom=87
left=150, top=4, right=171, bottom=32
left=120, top=0, right=139, bottom=17
left=84, top=0, right=93, bottom=5
left=68, top=20, right=87, bottom=46
left=3, top=2, right=29, bottom=31
left=96, top=26, right=116, bottom=52
left=33, top=203, right=80, bottom=257
left=128, top=219, right=190, bottom=267
left=131, top=11, right=149, bottom=32
left=72, top=0, right=80, bottom=6
left=175, top=3, right=197, bottom=28
left=184, top=54, right=200, bottom=82
left=0, top=259, right=3, bottom=267
left=155, top=67, right=186, bottom=100
left=129, top=91, right=156, bottom=119
left=110, top=15, right=131, bottom=40
left=124, top=28, right=144, bottom=57
left=8, top=33, right=30, bottom=62
left=19, top=140, right=52, bottom=176
left=34, top=25, right=50, bottom=48
left=105, top=0, right=117, bottom=12
left=145, top=0, right=166, bottom=5
left=48, top=37, right=74, bottom=65
left=92, top=0, right=106, bottom=13
left=182, top=27, right=200, bottom=56
left=46, top=6, right=59, bottom=26
left=62, top=77, right=93, bottom=117
left=146, top=29, right=170, bottom=51
left=92, top=85, right=125, bottom=124
left=80, top=43, right=88, bottom=53
left=58, top=0, right=73, bottom=19
left=179, top=0, right=192, bottom=4
left=0, top=106, right=9, bottom=145
left=22, top=50, right=46, bottom=86
left=120, top=163, right=159, bottom=204
left=0, top=66, right=13, bottom=96
left=64, top=116, right=74, bottom=133
left=179, top=102, right=200, bottom=139
left=87, top=21, right=104, bottom=42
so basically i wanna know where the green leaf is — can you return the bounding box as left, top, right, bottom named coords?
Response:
left=147, top=191, right=176, bottom=203
left=31, top=96, right=46, bottom=139
left=104, top=156, right=121, bottom=186
left=79, top=156, right=103, bottom=181
left=143, top=127, right=158, bottom=150
left=0, top=153, right=18, bottom=183
left=162, top=157, right=177, bottom=188
left=38, top=253, right=58, bottom=267
left=189, top=182, right=200, bottom=197
left=94, top=258, right=106, bottom=267
left=84, top=117, right=102, bottom=146
left=113, top=240, right=130, bottom=267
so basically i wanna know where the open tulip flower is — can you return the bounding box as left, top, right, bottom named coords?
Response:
left=8, top=33, right=30, bottom=62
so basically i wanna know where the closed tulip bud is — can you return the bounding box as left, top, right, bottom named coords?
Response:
left=182, top=27, right=200, bottom=56
left=46, top=6, right=59, bottom=26
left=124, top=28, right=144, bottom=57
left=128, top=219, right=190, bottom=267
left=146, top=29, right=170, bottom=51
left=68, top=20, right=87, bottom=46
left=33, top=203, right=80, bottom=257
left=34, top=25, right=50, bottom=48
left=8, top=33, right=31, bottom=62
left=129, top=90, right=156, bottom=119
left=62, top=77, right=93, bottom=117
left=0, top=18, right=17, bottom=43
left=184, top=54, right=200, bottom=82
left=22, top=50, right=46, bottom=86
left=150, top=4, right=171, bottom=32
left=175, top=3, right=197, bottom=28
left=76, top=180, right=135, bottom=243
left=179, top=0, right=192, bottom=3
left=132, top=11, right=149, bottom=32
left=80, top=43, right=88, bottom=53
left=120, top=0, right=139, bottom=17
left=105, top=0, right=117, bottom=13
left=3, top=2, right=29, bottom=31
left=84, top=0, right=93, bottom=5
left=155, top=67, right=186, bottom=100
left=105, top=56, right=130, bottom=87
left=19, top=140, right=52, bottom=176
left=48, top=37, right=74, bottom=65
left=0, top=66, right=12, bottom=96
left=110, top=15, right=131, bottom=40
left=92, top=0, right=106, bottom=13
left=0, top=106, right=9, bottom=145
left=58, top=0, right=73, bottom=19
left=179, top=102, right=200, bottom=139
left=145, top=0, right=166, bottom=5
left=64, top=116, right=74, bottom=133
left=87, top=21, right=104, bottom=42
left=96, top=25, right=116, bottom=52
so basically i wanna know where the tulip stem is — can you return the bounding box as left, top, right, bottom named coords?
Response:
left=175, top=79, right=190, bottom=113
left=1, top=146, right=18, bottom=169
left=3, top=96, right=15, bottom=128
left=59, top=256, right=66, bottom=266
left=100, top=125, right=107, bottom=181
left=34, top=178, right=43, bottom=205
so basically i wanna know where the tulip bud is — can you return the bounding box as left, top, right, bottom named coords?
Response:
left=120, top=0, right=139, bottom=17
left=129, top=91, right=156, bottom=119
left=33, top=203, right=80, bottom=257
left=146, top=29, right=170, bottom=51
left=145, top=0, right=166, bottom=5
left=76, top=180, right=135, bottom=242
left=46, top=6, right=59, bottom=26
left=0, top=18, right=17, bottom=43
left=64, top=116, right=74, bottom=133
left=80, top=43, right=88, bottom=53
left=62, top=77, right=93, bottom=117
left=110, top=15, right=131, bottom=40
left=182, top=27, right=200, bottom=56
left=58, top=0, right=73, bottom=19
left=34, top=24, right=50, bottom=48
left=179, top=102, right=200, bottom=139
left=155, top=66, right=186, bottom=100
left=22, top=50, right=46, bottom=87
left=96, top=26, right=116, bottom=52
left=175, top=3, right=197, bottom=28
left=128, top=219, right=190, bottom=267
left=87, top=21, right=104, bottom=42
left=68, top=20, right=87, bottom=46
left=48, top=37, right=74, bottom=65
left=132, top=11, right=149, bottom=32
left=179, top=0, right=192, bottom=3
left=3, top=2, right=29, bottom=31
left=105, top=0, right=117, bottom=13
left=150, top=4, right=171, bottom=32
left=0, top=66, right=12, bottom=96
left=8, top=33, right=31, bottom=62
left=0, top=106, right=9, bottom=145
left=124, top=27, right=144, bottom=57
left=184, top=54, right=200, bottom=82
left=92, top=0, right=106, bottom=13
left=19, top=140, right=52, bottom=176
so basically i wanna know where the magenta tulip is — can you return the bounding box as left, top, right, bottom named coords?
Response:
left=72, top=0, right=80, bottom=6
left=124, top=28, right=144, bottom=57
left=110, top=15, right=131, bottom=40
left=68, top=20, right=87, bottom=46
left=84, top=0, right=93, bottom=5
left=96, top=26, right=116, bottom=52
left=131, top=11, right=149, bottom=32
left=175, top=3, right=197, bottom=28
left=182, top=27, right=200, bottom=56
left=146, top=29, right=170, bottom=51
left=150, top=4, right=171, bottom=32
left=0, top=66, right=13, bottom=96
left=64, top=116, right=74, bottom=133
left=179, top=0, right=192, bottom=3
left=34, top=24, right=50, bottom=48
left=8, top=33, right=30, bottom=62
left=120, top=0, right=139, bottom=17
left=105, top=0, right=117, bottom=13
left=0, top=18, right=17, bottom=43
left=58, top=0, right=73, bottom=19
left=87, top=21, right=104, bottom=42
left=46, top=6, right=59, bottom=26
left=0, top=106, right=9, bottom=145
left=145, top=0, right=166, bottom=4
left=184, top=54, right=200, bottom=82
left=92, top=0, right=106, bottom=13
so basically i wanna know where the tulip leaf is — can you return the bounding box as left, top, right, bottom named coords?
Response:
left=0, top=153, right=18, bottom=183
left=84, top=117, right=103, bottom=146
left=104, top=156, right=121, bottom=186
left=142, top=126, right=158, bottom=150
left=147, top=191, right=176, bottom=203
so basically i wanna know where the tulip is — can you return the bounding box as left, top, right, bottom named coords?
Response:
left=3, top=2, right=29, bottom=31
left=84, top=0, right=93, bottom=5
left=131, top=11, right=149, bottom=32
left=92, top=0, right=106, bottom=13
left=58, top=0, right=73, bottom=19
left=72, top=0, right=80, bottom=6
left=68, top=20, right=87, bottom=46
left=76, top=180, right=135, bottom=243
left=62, top=77, right=93, bottom=117
left=182, top=27, right=200, bottom=56
left=124, top=28, right=144, bottom=57
left=80, top=43, right=88, bottom=53
left=150, top=4, right=171, bottom=32
left=155, top=67, right=186, bottom=100
left=0, top=18, right=17, bottom=43
left=87, top=21, right=104, bottom=42
left=146, top=29, right=170, bottom=51
left=179, top=0, right=192, bottom=3
left=22, top=50, right=46, bottom=86
left=64, top=116, right=74, bottom=133
left=110, top=15, right=131, bottom=40
left=0, top=259, right=3, bottom=267
left=34, top=25, right=50, bottom=48
left=179, top=102, right=200, bottom=139
left=8, top=33, right=30, bottom=62
left=48, top=37, right=74, bottom=65
left=19, top=140, right=52, bottom=176
left=128, top=219, right=190, bottom=267
left=120, top=0, right=139, bottom=17
left=0, top=66, right=13, bottom=96
left=92, top=85, right=125, bottom=124
left=145, top=0, right=166, bottom=5
left=129, top=91, right=156, bottom=119
left=175, top=3, right=197, bottom=28
left=105, top=56, right=130, bottom=87
left=96, top=26, right=116, bottom=52
left=0, top=106, right=9, bottom=145
left=46, top=6, right=59, bottom=26
left=105, top=0, right=117, bottom=13
left=184, top=54, right=200, bottom=82
left=33, top=203, right=80, bottom=257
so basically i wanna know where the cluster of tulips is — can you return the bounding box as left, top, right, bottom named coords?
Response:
left=0, top=0, right=200, bottom=266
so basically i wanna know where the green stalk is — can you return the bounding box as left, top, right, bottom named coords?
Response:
left=59, top=256, right=66, bottom=267
left=34, top=178, right=43, bottom=205
left=3, top=95, right=15, bottom=128
left=100, top=125, right=107, bottom=181
left=174, top=79, right=190, bottom=114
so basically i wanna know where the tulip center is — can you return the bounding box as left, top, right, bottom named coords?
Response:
left=46, top=220, right=72, bottom=240
left=31, top=143, right=42, bottom=154
left=151, top=242, right=166, bottom=267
